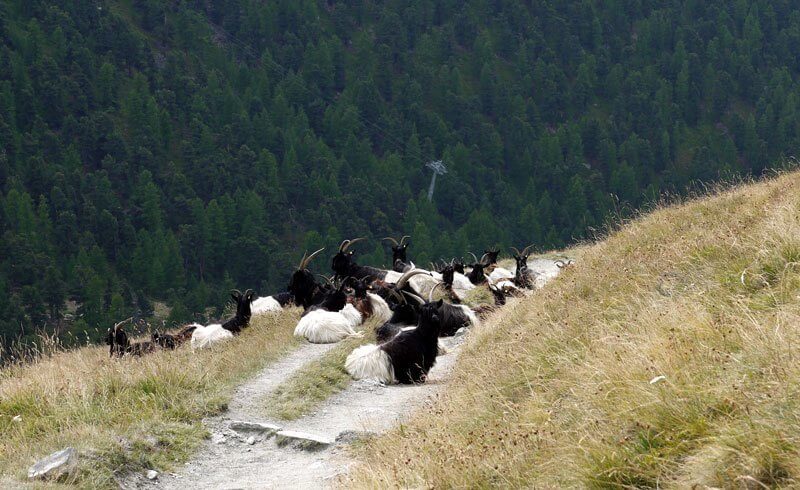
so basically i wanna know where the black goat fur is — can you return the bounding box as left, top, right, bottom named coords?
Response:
left=331, top=250, right=388, bottom=282
left=273, top=291, right=294, bottom=307
left=221, top=290, right=255, bottom=334
left=288, top=269, right=322, bottom=309
left=513, top=254, right=536, bottom=289
left=375, top=302, right=419, bottom=343
left=380, top=301, right=442, bottom=384
left=436, top=302, right=473, bottom=337
left=466, top=263, right=487, bottom=285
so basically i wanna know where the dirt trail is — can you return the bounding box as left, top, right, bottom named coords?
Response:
left=144, top=259, right=566, bottom=490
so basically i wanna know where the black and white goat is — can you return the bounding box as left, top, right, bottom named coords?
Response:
left=191, top=289, right=255, bottom=350
left=294, top=280, right=363, bottom=343
left=346, top=300, right=443, bottom=384
left=465, top=252, right=488, bottom=285
left=383, top=235, right=413, bottom=272
left=252, top=290, right=294, bottom=315
left=427, top=283, right=480, bottom=336
left=374, top=289, right=421, bottom=343
left=511, top=246, right=538, bottom=289
left=346, top=277, right=392, bottom=323
left=332, top=238, right=389, bottom=282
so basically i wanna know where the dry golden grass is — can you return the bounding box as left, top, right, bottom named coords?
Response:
left=0, top=309, right=302, bottom=488
left=264, top=316, right=381, bottom=420
left=348, top=172, right=800, bottom=488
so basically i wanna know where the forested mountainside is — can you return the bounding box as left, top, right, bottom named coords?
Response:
left=1, top=0, right=799, bottom=343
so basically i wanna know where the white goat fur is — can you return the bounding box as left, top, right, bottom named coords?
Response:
left=345, top=344, right=395, bottom=384
left=294, top=304, right=362, bottom=344
left=383, top=270, right=440, bottom=297
left=251, top=296, right=282, bottom=315
left=191, top=323, right=234, bottom=350
left=367, top=292, right=392, bottom=322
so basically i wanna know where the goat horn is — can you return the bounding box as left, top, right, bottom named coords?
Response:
left=395, top=269, right=432, bottom=289
left=114, top=317, right=133, bottom=332
left=403, top=291, right=425, bottom=305
left=300, top=247, right=325, bottom=270
left=231, top=289, right=242, bottom=297
left=428, top=282, right=445, bottom=302
left=388, top=288, right=406, bottom=304
left=382, top=236, right=399, bottom=246
left=522, top=244, right=535, bottom=256
left=315, top=274, right=334, bottom=286
left=400, top=235, right=411, bottom=246
left=479, top=252, right=490, bottom=264
left=468, top=252, right=479, bottom=264
left=510, top=247, right=522, bottom=257
left=342, top=237, right=365, bottom=251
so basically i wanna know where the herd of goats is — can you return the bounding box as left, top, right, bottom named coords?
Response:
left=105, top=236, right=571, bottom=384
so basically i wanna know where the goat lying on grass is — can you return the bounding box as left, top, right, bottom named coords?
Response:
left=294, top=280, right=364, bottom=343
left=191, top=289, right=254, bottom=350
left=105, top=318, right=155, bottom=357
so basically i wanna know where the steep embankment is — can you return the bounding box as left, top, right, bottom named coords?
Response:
left=349, top=171, right=800, bottom=488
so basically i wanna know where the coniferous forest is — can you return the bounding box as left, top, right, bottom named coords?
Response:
left=1, top=0, right=799, bottom=344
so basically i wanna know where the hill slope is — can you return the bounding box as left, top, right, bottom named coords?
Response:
left=349, top=171, right=800, bottom=488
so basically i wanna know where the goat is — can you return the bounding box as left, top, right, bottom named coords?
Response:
left=252, top=290, right=294, bottom=315
left=345, top=300, right=442, bottom=384
left=511, top=246, right=538, bottom=289
left=427, top=283, right=480, bottom=336
left=105, top=318, right=157, bottom=357
left=190, top=289, right=254, bottom=350
left=287, top=248, right=326, bottom=309
left=556, top=259, right=574, bottom=269
left=294, top=304, right=363, bottom=343
left=374, top=289, right=421, bottom=343
left=331, top=238, right=389, bottom=281
left=150, top=324, right=197, bottom=350
left=294, top=280, right=364, bottom=343
left=384, top=235, right=413, bottom=272
left=465, top=252, right=488, bottom=285
left=346, top=277, right=392, bottom=323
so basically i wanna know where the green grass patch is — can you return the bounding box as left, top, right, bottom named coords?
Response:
left=263, top=317, right=380, bottom=420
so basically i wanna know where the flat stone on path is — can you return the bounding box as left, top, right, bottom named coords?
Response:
left=27, top=447, right=77, bottom=480
left=229, top=420, right=282, bottom=435
left=275, top=430, right=333, bottom=451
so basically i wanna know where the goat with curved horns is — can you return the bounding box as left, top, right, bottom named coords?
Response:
left=285, top=248, right=327, bottom=310
left=331, top=238, right=389, bottom=282
left=510, top=246, right=538, bottom=289
left=383, top=235, right=413, bottom=272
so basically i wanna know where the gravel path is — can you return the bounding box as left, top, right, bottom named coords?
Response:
left=132, top=258, right=567, bottom=490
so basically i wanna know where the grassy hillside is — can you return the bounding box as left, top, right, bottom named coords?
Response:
left=0, top=310, right=301, bottom=488
left=349, top=171, right=800, bottom=488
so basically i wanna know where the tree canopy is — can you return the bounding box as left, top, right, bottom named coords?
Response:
left=1, top=0, right=799, bottom=343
